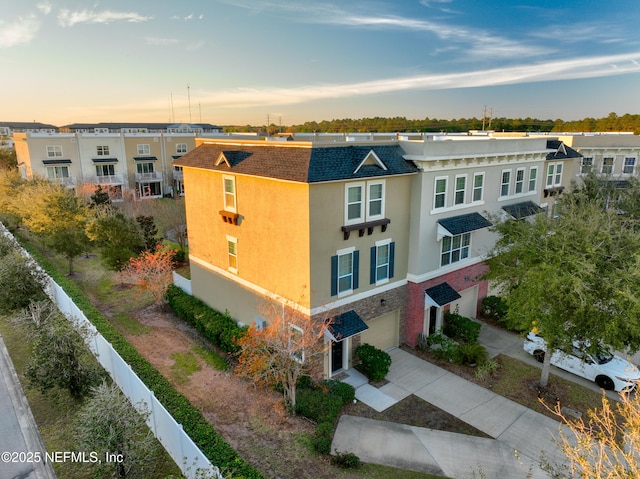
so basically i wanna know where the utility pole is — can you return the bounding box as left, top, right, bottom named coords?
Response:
left=488, top=108, right=493, bottom=130
left=187, top=84, right=192, bottom=123
left=482, top=105, right=487, bottom=131
left=266, top=114, right=270, bottom=137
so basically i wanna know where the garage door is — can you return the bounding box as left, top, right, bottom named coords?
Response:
left=451, top=285, right=478, bottom=319
left=360, top=311, right=399, bottom=351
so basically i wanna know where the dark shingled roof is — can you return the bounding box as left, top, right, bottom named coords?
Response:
left=328, top=310, right=369, bottom=341
left=502, top=201, right=544, bottom=219
left=546, top=139, right=582, bottom=160
left=174, top=143, right=418, bottom=183
left=438, top=212, right=492, bottom=236
left=425, top=283, right=461, bottom=307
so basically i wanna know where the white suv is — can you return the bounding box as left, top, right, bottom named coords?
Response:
left=523, top=332, right=640, bottom=392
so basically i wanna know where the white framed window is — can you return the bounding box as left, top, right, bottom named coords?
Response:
left=371, top=239, right=394, bottom=285
left=441, top=233, right=470, bottom=267
left=97, top=145, right=110, bottom=156
left=136, top=162, right=154, bottom=174
left=472, top=173, right=484, bottom=202
left=46, top=145, right=63, bottom=158
left=514, top=168, right=525, bottom=194
left=46, top=166, right=69, bottom=179
left=580, top=157, right=593, bottom=174
left=454, top=175, right=466, bottom=205
left=602, top=157, right=614, bottom=175
left=546, top=163, right=563, bottom=187
left=434, top=177, right=447, bottom=209
left=227, top=235, right=238, bottom=273
left=345, top=182, right=364, bottom=224
left=367, top=181, right=385, bottom=220
left=96, top=164, right=115, bottom=177
left=500, top=170, right=511, bottom=197
left=223, top=175, right=237, bottom=213
left=528, top=167, right=538, bottom=192
left=623, top=157, right=636, bottom=175
left=331, top=246, right=358, bottom=296
left=176, top=143, right=188, bottom=154
left=137, top=144, right=151, bottom=155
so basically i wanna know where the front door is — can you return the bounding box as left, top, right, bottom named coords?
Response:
left=428, top=306, right=438, bottom=335
left=331, top=340, right=344, bottom=373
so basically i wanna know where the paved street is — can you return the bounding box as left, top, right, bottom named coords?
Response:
left=0, top=334, right=56, bottom=479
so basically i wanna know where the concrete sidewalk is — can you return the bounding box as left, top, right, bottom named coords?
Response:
left=0, top=334, right=56, bottom=479
left=333, top=348, right=569, bottom=478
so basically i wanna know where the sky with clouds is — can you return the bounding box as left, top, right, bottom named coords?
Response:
left=1, top=0, right=639, bottom=126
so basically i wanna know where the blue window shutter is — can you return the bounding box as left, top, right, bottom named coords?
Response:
left=330, top=255, right=338, bottom=296
left=389, top=242, right=395, bottom=278
left=353, top=250, right=360, bottom=290
left=370, top=246, right=376, bottom=284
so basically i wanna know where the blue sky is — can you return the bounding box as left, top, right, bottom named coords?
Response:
left=2, top=0, right=639, bottom=126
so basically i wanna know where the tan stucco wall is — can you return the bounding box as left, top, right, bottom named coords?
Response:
left=183, top=167, right=312, bottom=308
left=308, top=175, right=413, bottom=307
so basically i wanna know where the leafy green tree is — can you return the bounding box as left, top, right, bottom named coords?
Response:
left=25, top=315, right=103, bottom=400
left=89, top=185, right=112, bottom=208
left=75, top=382, right=160, bottom=478
left=485, top=197, right=640, bottom=388
left=14, top=182, right=91, bottom=275
left=86, top=211, right=145, bottom=270
left=135, top=215, right=160, bottom=251
left=0, top=250, right=47, bottom=314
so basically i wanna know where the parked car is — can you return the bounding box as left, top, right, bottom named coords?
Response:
left=523, top=332, right=640, bottom=392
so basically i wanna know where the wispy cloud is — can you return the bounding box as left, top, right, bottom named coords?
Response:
left=192, top=51, right=640, bottom=109
left=37, top=2, right=52, bottom=15
left=0, top=15, right=40, bottom=48
left=57, top=9, right=151, bottom=27
left=145, top=37, right=179, bottom=46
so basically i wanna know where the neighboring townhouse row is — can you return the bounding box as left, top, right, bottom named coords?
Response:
left=11, top=122, right=221, bottom=200
left=554, top=133, right=640, bottom=181
left=175, top=135, right=582, bottom=377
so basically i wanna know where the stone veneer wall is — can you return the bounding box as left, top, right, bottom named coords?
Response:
left=405, top=262, right=489, bottom=347
left=313, top=284, right=408, bottom=353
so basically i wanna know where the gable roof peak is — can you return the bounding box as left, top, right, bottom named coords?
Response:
left=353, top=149, right=388, bottom=174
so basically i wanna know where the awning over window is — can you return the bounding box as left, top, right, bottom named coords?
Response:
left=437, top=212, right=492, bottom=237
left=133, top=156, right=158, bottom=161
left=425, top=282, right=461, bottom=308
left=326, top=310, right=369, bottom=342
left=172, top=155, right=183, bottom=160
left=42, top=159, right=71, bottom=165
left=92, top=158, right=119, bottom=163
left=502, top=201, right=544, bottom=219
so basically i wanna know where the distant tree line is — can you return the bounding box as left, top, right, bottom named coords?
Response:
left=223, top=112, right=640, bottom=135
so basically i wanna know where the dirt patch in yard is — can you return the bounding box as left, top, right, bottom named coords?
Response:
left=121, top=303, right=490, bottom=479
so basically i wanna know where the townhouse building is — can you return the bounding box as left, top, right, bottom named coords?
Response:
left=554, top=133, right=640, bottom=182
left=400, top=136, right=580, bottom=347
left=175, top=135, right=580, bottom=377
left=175, top=138, right=419, bottom=376
left=12, top=122, right=221, bottom=200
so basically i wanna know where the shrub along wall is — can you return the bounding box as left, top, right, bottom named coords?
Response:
left=21, top=241, right=263, bottom=479
left=166, top=285, right=247, bottom=355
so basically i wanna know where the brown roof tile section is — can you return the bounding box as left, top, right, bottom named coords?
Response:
left=174, top=144, right=312, bottom=183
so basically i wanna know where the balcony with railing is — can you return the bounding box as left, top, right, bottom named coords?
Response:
left=49, top=176, right=77, bottom=187
left=91, top=174, right=124, bottom=185
left=172, top=169, right=183, bottom=181
left=134, top=171, right=163, bottom=182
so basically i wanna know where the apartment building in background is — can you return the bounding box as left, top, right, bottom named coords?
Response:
left=12, top=122, right=221, bottom=200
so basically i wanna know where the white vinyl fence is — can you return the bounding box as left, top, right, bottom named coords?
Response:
left=1, top=224, right=220, bottom=479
